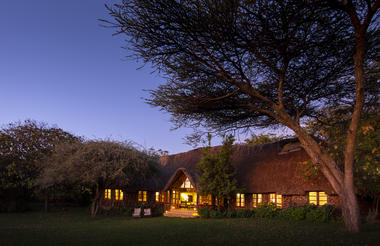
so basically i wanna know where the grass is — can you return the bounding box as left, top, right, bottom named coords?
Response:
left=0, top=208, right=379, bottom=246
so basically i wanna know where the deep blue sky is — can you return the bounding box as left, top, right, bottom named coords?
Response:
left=0, top=0, right=209, bottom=154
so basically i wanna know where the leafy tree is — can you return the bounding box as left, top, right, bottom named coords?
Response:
left=39, top=140, right=160, bottom=216
left=244, top=134, right=288, bottom=146
left=0, top=120, right=78, bottom=210
left=197, top=134, right=239, bottom=209
left=105, top=0, right=380, bottom=231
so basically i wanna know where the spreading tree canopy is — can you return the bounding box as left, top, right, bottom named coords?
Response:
left=105, top=0, right=380, bottom=231
left=0, top=120, right=78, bottom=210
left=39, top=140, right=160, bottom=216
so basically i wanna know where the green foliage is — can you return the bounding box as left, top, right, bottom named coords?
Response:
left=0, top=120, right=78, bottom=210
left=225, top=209, right=237, bottom=218
left=209, top=209, right=225, bottom=219
left=252, top=203, right=278, bottom=218
left=278, top=205, right=337, bottom=223
left=151, top=208, right=164, bottom=217
left=197, top=135, right=240, bottom=208
left=198, top=207, right=210, bottom=218
left=236, top=209, right=252, bottom=218
left=244, top=134, right=288, bottom=146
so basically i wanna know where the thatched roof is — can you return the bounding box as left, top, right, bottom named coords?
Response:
left=158, top=139, right=335, bottom=195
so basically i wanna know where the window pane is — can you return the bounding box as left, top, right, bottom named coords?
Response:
left=309, top=192, right=317, bottom=205
left=319, top=192, right=327, bottom=206
left=258, top=194, right=262, bottom=204
left=270, top=193, right=276, bottom=203
left=120, top=190, right=124, bottom=200
left=155, top=192, right=159, bottom=202
left=276, top=194, right=282, bottom=208
left=252, top=194, right=257, bottom=207
left=241, top=194, right=245, bottom=207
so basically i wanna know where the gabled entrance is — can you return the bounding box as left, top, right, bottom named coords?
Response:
left=163, top=168, right=198, bottom=212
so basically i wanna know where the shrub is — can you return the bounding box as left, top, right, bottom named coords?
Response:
left=209, top=209, right=225, bottom=218
left=225, top=210, right=237, bottom=218
left=119, top=207, right=134, bottom=217
left=152, top=207, right=164, bottom=217
left=253, top=203, right=278, bottom=218
left=305, top=205, right=335, bottom=222
left=198, top=207, right=210, bottom=218
left=236, top=209, right=252, bottom=218
left=278, top=206, right=309, bottom=221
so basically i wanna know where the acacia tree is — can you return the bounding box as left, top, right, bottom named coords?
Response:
left=40, top=140, right=159, bottom=216
left=0, top=120, right=78, bottom=210
left=105, top=0, right=379, bottom=231
left=197, top=134, right=239, bottom=209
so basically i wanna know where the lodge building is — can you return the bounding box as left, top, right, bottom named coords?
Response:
left=100, top=139, right=343, bottom=216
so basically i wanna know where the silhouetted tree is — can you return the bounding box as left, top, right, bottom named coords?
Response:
left=105, top=0, right=380, bottom=231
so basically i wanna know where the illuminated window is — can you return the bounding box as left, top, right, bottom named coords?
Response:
left=269, top=193, right=282, bottom=208
left=236, top=193, right=245, bottom=207
left=252, top=193, right=263, bottom=207
left=138, top=191, right=147, bottom=202
left=160, top=192, right=165, bottom=202
left=309, top=192, right=317, bottom=205
left=155, top=192, right=160, bottom=202
left=115, top=189, right=123, bottom=200
left=104, top=189, right=111, bottom=199
left=200, top=194, right=212, bottom=205
left=309, top=191, right=328, bottom=206
left=166, top=190, right=170, bottom=202
left=180, top=177, right=193, bottom=188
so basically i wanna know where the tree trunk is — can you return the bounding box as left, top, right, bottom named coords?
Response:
left=44, top=191, right=48, bottom=213
left=90, top=186, right=101, bottom=217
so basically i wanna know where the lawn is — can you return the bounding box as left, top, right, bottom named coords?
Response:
left=0, top=208, right=379, bottom=246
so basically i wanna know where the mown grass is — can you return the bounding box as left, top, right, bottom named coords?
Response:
left=0, top=208, right=379, bottom=246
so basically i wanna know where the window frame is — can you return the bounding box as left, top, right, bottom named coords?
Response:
left=269, top=193, right=282, bottom=208
left=138, top=190, right=147, bottom=202
left=309, top=191, right=328, bottom=206
left=115, top=189, right=123, bottom=201
left=104, top=189, right=112, bottom=200
left=252, top=193, right=263, bottom=208
left=236, top=193, right=245, bottom=207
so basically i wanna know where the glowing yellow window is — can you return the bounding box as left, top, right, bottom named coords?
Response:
left=104, top=189, right=111, bottom=199
left=115, top=189, right=123, bottom=200
left=236, top=193, right=245, bottom=207
left=309, top=192, right=317, bottom=205
left=270, top=193, right=276, bottom=203
left=276, top=194, right=282, bottom=208
left=155, top=192, right=160, bottom=202
left=318, top=192, right=327, bottom=206
left=138, top=191, right=147, bottom=202
left=253, top=193, right=263, bottom=207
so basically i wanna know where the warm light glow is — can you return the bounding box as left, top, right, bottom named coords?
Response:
left=180, top=177, right=193, bottom=188
left=276, top=194, right=282, bottom=208
left=138, top=190, right=147, bottom=202
left=270, top=193, right=276, bottom=203
left=252, top=193, right=263, bottom=207
left=181, top=193, right=188, bottom=201
left=319, top=192, right=327, bottom=205
left=115, top=189, right=123, bottom=200
left=104, top=189, right=111, bottom=199
left=309, top=192, right=317, bottom=205
left=236, top=193, right=245, bottom=207
left=155, top=192, right=160, bottom=202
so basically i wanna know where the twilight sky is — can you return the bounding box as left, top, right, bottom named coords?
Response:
left=0, top=0, right=206, bottom=154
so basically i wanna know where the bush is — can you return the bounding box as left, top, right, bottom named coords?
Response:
left=278, top=206, right=309, bottom=221
left=152, top=207, right=164, bottom=217
left=253, top=203, right=278, bottom=218
left=120, top=207, right=134, bottom=217
left=6, top=201, right=29, bottom=213
left=209, top=209, right=225, bottom=218
left=225, top=210, right=237, bottom=218
left=236, top=209, right=252, bottom=218
left=198, top=207, right=210, bottom=218
left=305, top=205, right=335, bottom=222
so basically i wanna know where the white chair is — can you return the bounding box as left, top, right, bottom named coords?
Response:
left=144, top=208, right=151, bottom=217
left=132, top=208, right=141, bottom=218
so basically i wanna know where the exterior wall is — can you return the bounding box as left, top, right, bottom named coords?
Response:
left=283, top=195, right=308, bottom=208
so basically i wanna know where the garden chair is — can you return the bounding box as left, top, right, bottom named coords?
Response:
left=144, top=208, right=151, bottom=217
left=132, top=208, right=141, bottom=218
